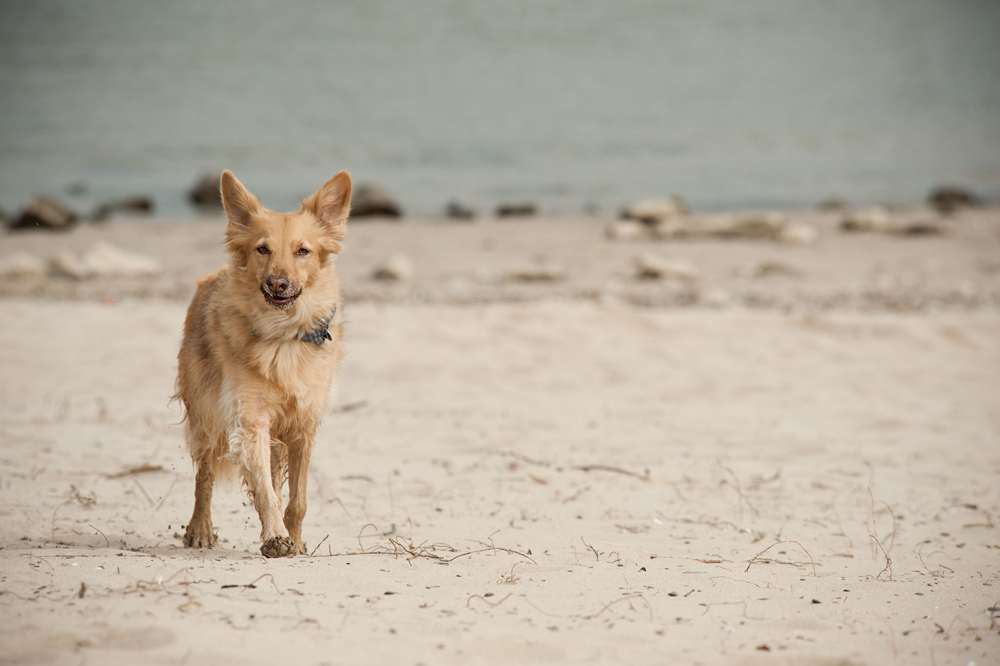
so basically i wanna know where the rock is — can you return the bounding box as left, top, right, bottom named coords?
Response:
left=496, top=202, right=537, bottom=218
left=506, top=262, right=565, bottom=282
left=928, top=186, right=980, bottom=214
left=701, top=287, right=733, bottom=308
left=817, top=198, right=847, bottom=212
left=0, top=252, right=47, bottom=280
left=50, top=251, right=93, bottom=279
left=372, top=253, right=414, bottom=281
left=779, top=223, right=818, bottom=245
left=840, top=208, right=890, bottom=233
left=634, top=254, right=698, bottom=281
left=710, top=213, right=787, bottom=240
left=445, top=201, right=475, bottom=220
left=650, top=219, right=694, bottom=240
left=890, top=220, right=945, bottom=237
left=188, top=173, right=223, bottom=209
left=620, top=196, right=687, bottom=225
left=754, top=261, right=802, bottom=278
left=51, top=241, right=162, bottom=280
left=351, top=184, right=402, bottom=218
left=7, top=196, right=79, bottom=232
left=91, top=195, right=155, bottom=221
left=605, top=220, right=649, bottom=241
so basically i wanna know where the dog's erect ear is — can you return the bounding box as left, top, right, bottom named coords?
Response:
left=220, top=170, right=262, bottom=229
left=302, top=171, right=351, bottom=253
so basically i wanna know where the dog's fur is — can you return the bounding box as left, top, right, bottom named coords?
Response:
left=174, top=170, right=350, bottom=557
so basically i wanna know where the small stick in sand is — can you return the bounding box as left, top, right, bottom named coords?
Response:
left=581, top=594, right=652, bottom=621
left=467, top=593, right=512, bottom=609
left=745, top=540, right=818, bottom=577
left=89, top=524, right=110, bottom=549
left=572, top=464, right=650, bottom=481
left=580, top=536, right=601, bottom=561
left=309, top=534, right=329, bottom=557
left=869, top=535, right=893, bottom=581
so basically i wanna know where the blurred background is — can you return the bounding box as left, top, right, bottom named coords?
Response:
left=1, top=0, right=998, bottom=217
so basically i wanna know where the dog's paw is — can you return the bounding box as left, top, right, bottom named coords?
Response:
left=260, top=535, right=296, bottom=558
left=183, top=522, right=217, bottom=549
left=294, top=541, right=308, bottom=556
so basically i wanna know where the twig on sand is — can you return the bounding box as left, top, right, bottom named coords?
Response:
left=745, top=540, right=818, bottom=577
left=89, top=524, right=110, bottom=549
left=580, top=537, right=601, bottom=561
left=700, top=600, right=762, bottom=620
left=467, top=593, right=512, bottom=609
left=604, top=541, right=657, bottom=557
left=719, top=464, right=758, bottom=519
left=241, top=573, right=281, bottom=595
left=154, top=478, right=179, bottom=512
left=132, top=478, right=155, bottom=507
left=572, top=464, right=650, bottom=481
left=357, top=523, right=379, bottom=553
left=582, top=594, right=653, bottom=621
left=869, top=535, right=893, bottom=581
left=51, top=487, right=96, bottom=539
left=309, top=535, right=329, bottom=557
left=107, top=463, right=165, bottom=478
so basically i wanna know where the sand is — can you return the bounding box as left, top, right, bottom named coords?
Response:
left=0, top=207, right=998, bottom=665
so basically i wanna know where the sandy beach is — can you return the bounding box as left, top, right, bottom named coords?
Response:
left=1, top=207, right=999, bottom=665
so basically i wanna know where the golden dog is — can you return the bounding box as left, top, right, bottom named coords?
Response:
left=175, top=170, right=350, bottom=557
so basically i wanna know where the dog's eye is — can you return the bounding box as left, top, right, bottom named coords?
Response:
left=296, top=248, right=310, bottom=256
left=256, top=245, right=270, bottom=255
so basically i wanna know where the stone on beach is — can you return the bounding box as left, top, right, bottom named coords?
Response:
left=92, top=195, right=155, bottom=221
left=754, top=260, right=803, bottom=278
left=496, top=202, right=537, bottom=218
left=605, top=219, right=649, bottom=241
left=445, top=201, right=476, bottom=220
left=0, top=252, right=48, bottom=280
left=188, top=174, right=223, bottom=209
left=620, top=196, right=688, bottom=224
left=372, top=253, right=415, bottom=281
left=506, top=262, right=566, bottom=282
left=928, top=185, right=980, bottom=214
left=709, top=213, right=787, bottom=240
left=7, top=197, right=79, bottom=232
left=50, top=242, right=163, bottom=280
left=634, top=254, right=698, bottom=281
left=840, top=208, right=890, bottom=233
left=351, top=185, right=403, bottom=218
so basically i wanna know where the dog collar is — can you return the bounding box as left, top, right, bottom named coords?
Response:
left=299, top=304, right=337, bottom=346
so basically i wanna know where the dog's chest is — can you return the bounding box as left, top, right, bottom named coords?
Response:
left=252, top=340, right=335, bottom=407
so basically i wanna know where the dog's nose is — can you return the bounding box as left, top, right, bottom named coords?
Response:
left=266, top=276, right=289, bottom=294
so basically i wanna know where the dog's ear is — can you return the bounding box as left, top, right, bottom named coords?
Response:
left=302, top=171, right=351, bottom=253
left=220, top=170, right=261, bottom=229
left=221, top=171, right=262, bottom=262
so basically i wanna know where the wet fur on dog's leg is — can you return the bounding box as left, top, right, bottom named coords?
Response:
left=239, top=410, right=294, bottom=557
left=270, top=443, right=285, bottom=515
left=184, top=454, right=217, bottom=548
left=283, top=434, right=314, bottom=555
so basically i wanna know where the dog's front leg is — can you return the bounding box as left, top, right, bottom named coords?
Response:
left=284, top=432, right=314, bottom=555
left=239, top=411, right=294, bottom=557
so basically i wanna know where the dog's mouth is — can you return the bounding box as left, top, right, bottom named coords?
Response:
left=261, top=285, right=301, bottom=310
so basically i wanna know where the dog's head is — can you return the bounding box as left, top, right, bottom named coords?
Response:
left=220, top=170, right=351, bottom=312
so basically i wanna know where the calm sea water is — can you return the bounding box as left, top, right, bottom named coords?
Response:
left=1, top=0, right=998, bottom=217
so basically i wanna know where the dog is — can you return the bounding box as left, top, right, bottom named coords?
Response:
left=174, top=170, right=350, bottom=557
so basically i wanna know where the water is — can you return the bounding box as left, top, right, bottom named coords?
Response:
left=1, top=0, right=998, bottom=217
